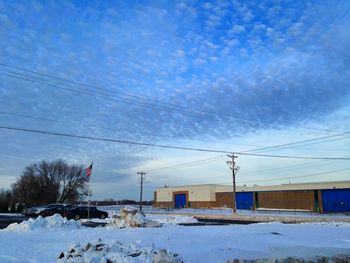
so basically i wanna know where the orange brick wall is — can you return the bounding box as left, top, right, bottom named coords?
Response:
left=215, top=192, right=233, bottom=208
left=188, top=201, right=216, bottom=208
left=153, top=201, right=173, bottom=208
left=257, top=190, right=315, bottom=210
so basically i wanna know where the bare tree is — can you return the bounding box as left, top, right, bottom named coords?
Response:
left=0, top=188, right=11, bottom=212
left=12, top=160, right=89, bottom=205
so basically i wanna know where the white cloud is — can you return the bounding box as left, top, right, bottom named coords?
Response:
left=0, top=0, right=349, bottom=199
left=231, top=24, right=245, bottom=34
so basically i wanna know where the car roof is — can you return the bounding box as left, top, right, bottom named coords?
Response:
left=73, top=206, right=97, bottom=209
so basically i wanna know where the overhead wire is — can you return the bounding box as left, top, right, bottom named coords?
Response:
left=242, top=132, right=350, bottom=154
left=228, top=167, right=350, bottom=184
left=0, top=68, right=254, bottom=125
left=0, top=70, right=226, bottom=122
left=1, top=125, right=350, bottom=160
left=0, top=63, right=346, bottom=135
left=3, top=109, right=345, bottom=170
left=190, top=159, right=348, bottom=182
left=143, top=155, right=226, bottom=172
left=0, top=110, right=262, bottom=147
left=1, top=63, right=350, bottom=185
left=4, top=110, right=349, bottom=153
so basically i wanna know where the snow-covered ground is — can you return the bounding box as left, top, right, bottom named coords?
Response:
left=146, top=214, right=198, bottom=226
left=1, top=213, right=350, bottom=262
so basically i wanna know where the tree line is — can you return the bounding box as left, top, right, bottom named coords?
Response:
left=0, top=159, right=89, bottom=212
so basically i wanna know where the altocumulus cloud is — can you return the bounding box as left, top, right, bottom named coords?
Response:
left=0, top=0, right=349, bottom=199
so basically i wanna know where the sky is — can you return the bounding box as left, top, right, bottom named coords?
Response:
left=0, top=0, right=349, bottom=201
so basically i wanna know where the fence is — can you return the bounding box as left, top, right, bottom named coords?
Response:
left=97, top=203, right=349, bottom=217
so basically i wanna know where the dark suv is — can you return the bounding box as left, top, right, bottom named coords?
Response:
left=64, top=206, right=108, bottom=220
left=39, top=204, right=73, bottom=217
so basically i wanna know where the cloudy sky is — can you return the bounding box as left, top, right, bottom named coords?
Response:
left=0, top=0, right=349, bottom=200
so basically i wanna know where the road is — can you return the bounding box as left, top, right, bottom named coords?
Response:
left=0, top=214, right=28, bottom=229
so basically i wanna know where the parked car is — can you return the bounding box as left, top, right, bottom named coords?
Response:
left=39, top=204, right=73, bottom=217
left=64, top=206, right=108, bottom=220
left=22, top=205, right=48, bottom=217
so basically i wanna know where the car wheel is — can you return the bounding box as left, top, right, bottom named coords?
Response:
left=99, top=214, right=106, bottom=219
left=74, top=215, right=80, bottom=220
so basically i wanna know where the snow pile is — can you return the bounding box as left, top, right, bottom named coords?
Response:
left=57, top=239, right=182, bottom=263
left=147, top=215, right=198, bottom=226
left=107, top=206, right=148, bottom=228
left=5, top=214, right=81, bottom=231
left=107, top=207, right=199, bottom=228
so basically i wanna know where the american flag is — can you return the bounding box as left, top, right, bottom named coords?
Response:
left=85, top=163, right=93, bottom=177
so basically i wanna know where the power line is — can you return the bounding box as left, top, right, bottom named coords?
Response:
left=113, top=185, right=157, bottom=196
left=0, top=63, right=346, bottom=135
left=143, top=155, right=226, bottom=172
left=0, top=63, right=202, bottom=113
left=218, top=167, right=350, bottom=184
left=233, top=160, right=331, bottom=175
left=1, top=124, right=350, bottom=160
left=243, top=132, right=350, bottom=154
left=0, top=68, right=254, bottom=125
left=5, top=73, right=224, bottom=121
left=144, top=157, right=341, bottom=180
left=0, top=70, right=226, bottom=123
left=0, top=111, right=261, bottom=147
left=192, top=159, right=340, bottom=181
left=4, top=110, right=349, bottom=153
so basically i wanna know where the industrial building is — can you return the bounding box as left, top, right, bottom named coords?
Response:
left=153, top=181, right=350, bottom=213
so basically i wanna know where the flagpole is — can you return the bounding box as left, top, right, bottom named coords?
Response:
left=87, top=183, right=91, bottom=220
left=87, top=161, right=93, bottom=220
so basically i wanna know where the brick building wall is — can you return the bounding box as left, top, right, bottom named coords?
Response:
left=215, top=192, right=233, bottom=208
left=257, top=190, right=315, bottom=210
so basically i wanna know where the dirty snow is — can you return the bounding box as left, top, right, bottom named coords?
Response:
left=106, top=206, right=148, bottom=228
left=57, top=239, right=181, bottom=263
left=5, top=214, right=81, bottom=232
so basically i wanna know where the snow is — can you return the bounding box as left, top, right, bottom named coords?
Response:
left=1, top=208, right=349, bottom=262
left=1, top=214, right=350, bottom=262
left=57, top=239, right=181, bottom=263
left=105, top=206, right=197, bottom=228
left=0, top=213, right=24, bottom=217
left=146, top=214, right=198, bottom=226
left=5, top=214, right=81, bottom=232
left=106, top=206, right=148, bottom=228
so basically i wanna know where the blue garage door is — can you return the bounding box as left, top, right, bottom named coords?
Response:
left=322, top=189, right=350, bottom=213
left=174, top=194, right=186, bottom=208
left=236, top=192, right=253, bottom=210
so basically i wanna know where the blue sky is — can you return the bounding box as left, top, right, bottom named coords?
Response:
left=0, top=0, right=349, bottom=200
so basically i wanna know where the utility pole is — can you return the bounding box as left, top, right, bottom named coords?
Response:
left=226, top=154, right=240, bottom=213
left=137, top=172, right=146, bottom=212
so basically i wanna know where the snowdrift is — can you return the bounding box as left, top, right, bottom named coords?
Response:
left=58, top=239, right=182, bottom=263
left=107, top=206, right=161, bottom=228
left=107, top=206, right=198, bottom=228
left=5, top=214, right=81, bottom=232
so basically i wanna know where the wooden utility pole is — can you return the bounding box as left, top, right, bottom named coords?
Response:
left=137, top=172, right=146, bottom=212
left=227, top=154, right=239, bottom=213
